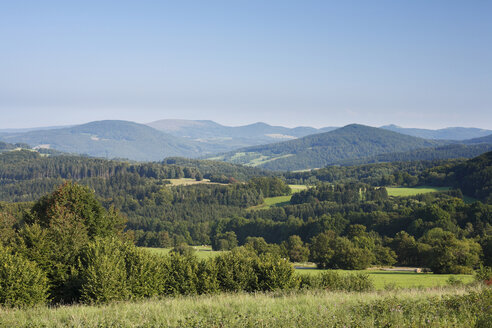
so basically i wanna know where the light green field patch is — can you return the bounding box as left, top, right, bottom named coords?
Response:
left=166, top=178, right=224, bottom=186
left=141, top=246, right=223, bottom=260
left=288, top=184, right=309, bottom=192
left=249, top=195, right=292, bottom=210
left=248, top=154, right=294, bottom=167
left=296, top=269, right=474, bottom=289
left=249, top=185, right=307, bottom=210
left=386, top=186, right=451, bottom=197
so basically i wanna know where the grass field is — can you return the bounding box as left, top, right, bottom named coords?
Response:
left=1, top=286, right=488, bottom=327
left=386, top=186, right=451, bottom=197
left=249, top=184, right=309, bottom=210
left=296, top=268, right=474, bottom=289
left=142, top=246, right=223, bottom=260
left=165, top=178, right=223, bottom=186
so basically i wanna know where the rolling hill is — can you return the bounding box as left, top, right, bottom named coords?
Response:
left=0, top=120, right=226, bottom=161
left=147, top=119, right=337, bottom=149
left=211, top=124, right=449, bottom=170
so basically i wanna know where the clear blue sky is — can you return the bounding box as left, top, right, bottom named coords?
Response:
left=1, top=0, right=491, bottom=129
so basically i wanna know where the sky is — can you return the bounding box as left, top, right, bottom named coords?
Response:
left=1, top=0, right=491, bottom=129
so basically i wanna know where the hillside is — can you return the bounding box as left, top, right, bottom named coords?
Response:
left=0, top=120, right=230, bottom=161
left=421, top=151, right=492, bottom=202
left=147, top=119, right=337, bottom=149
left=213, top=124, right=445, bottom=171
left=332, top=143, right=492, bottom=166
left=461, top=133, right=492, bottom=144
left=381, top=124, right=492, bottom=140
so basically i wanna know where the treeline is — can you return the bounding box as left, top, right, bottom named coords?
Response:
left=285, top=151, right=492, bottom=203
left=334, top=144, right=492, bottom=166
left=284, top=160, right=461, bottom=186
left=419, top=151, right=492, bottom=202
left=210, top=182, right=490, bottom=273
left=163, top=157, right=272, bottom=181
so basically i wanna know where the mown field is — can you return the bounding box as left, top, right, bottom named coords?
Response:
left=165, top=178, right=222, bottom=186
left=386, top=186, right=451, bottom=197
left=1, top=286, right=489, bottom=327
left=296, top=269, right=474, bottom=289
left=142, top=246, right=224, bottom=260
left=249, top=184, right=308, bottom=210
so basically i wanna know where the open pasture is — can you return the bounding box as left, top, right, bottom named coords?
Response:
left=165, top=178, right=223, bottom=186
left=249, top=184, right=308, bottom=210
left=386, top=186, right=451, bottom=197
left=142, top=245, right=223, bottom=260
left=296, top=268, right=474, bottom=289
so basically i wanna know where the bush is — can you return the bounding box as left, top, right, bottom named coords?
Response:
left=475, top=265, right=492, bottom=283
left=124, top=246, right=168, bottom=299
left=165, top=252, right=200, bottom=295
left=78, top=237, right=129, bottom=304
left=214, top=248, right=258, bottom=292
left=171, top=243, right=196, bottom=257
left=254, top=253, right=299, bottom=291
left=0, top=246, right=49, bottom=308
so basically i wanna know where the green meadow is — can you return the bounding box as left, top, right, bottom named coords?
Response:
left=296, top=269, right=474, bottom=289
left=386, top=186, right=451, bottom=197
left=142, top=246, right=223, bottom=260
left=249, top=184, right=308, bottom=210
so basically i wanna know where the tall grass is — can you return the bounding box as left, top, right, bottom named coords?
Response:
left=1, top=285, right=489, bottom=327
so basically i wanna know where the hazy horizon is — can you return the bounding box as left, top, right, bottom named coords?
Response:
left=1, top=118, right=491, bottom=132
left=1, top=1, right=491, bottom=130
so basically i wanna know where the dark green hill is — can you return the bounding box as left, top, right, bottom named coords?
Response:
left=332, top=143, right=492, bottom=166
left=422, top=151, right=492, bottom=202
left=0, top=120, right=228, bottom=161
left=213, top=124, right=444, bottom=171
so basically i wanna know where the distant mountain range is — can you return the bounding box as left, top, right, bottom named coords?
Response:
left=147, top=119, right=337, bottom=149
left=0, top=121, right=218, bottom=161
left=0, top=120, right=491, bottom=169
left=380, top=124, right=492, bottom=140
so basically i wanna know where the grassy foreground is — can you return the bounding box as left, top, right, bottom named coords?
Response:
left=1, top=286, right=489, bottom=327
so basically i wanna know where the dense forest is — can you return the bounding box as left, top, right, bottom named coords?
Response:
left=0, top=148, right=491, bottom=309
left=0, top=150, right=490, bottom=276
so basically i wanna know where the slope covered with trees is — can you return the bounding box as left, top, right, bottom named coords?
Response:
left=214, top=124, right=446, bottom=170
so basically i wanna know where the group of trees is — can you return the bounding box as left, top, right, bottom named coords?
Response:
left=0, top=183, right=302, bottom=307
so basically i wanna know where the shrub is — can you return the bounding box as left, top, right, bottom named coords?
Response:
left=0, top=246, right=49, bottom=308
left=299, top=271, right=374, bottom=292
left=171, top=243, right=196, bottom=257
left=475, top=265, right=492, bottom=283
left=253, top=253, right=299, bottom=291
left=78, top=237, right=129, bottom=304
left=165, top=252, right=200, bottom=295
left=214, top=248, right=258, bottom=292
left=124, top=246, right=169, bottom=299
